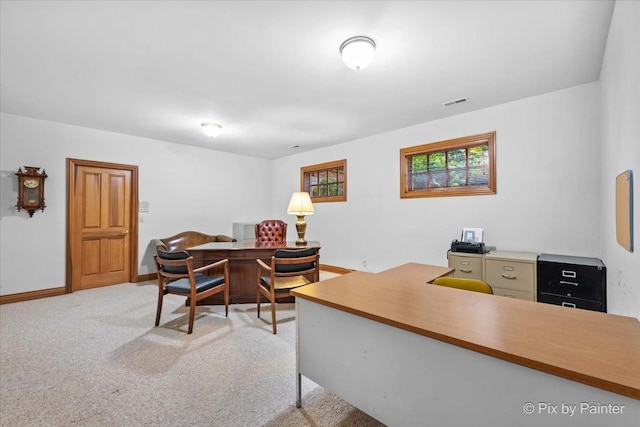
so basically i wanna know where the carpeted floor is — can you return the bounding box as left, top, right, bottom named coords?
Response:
left=0, top=280, right=385, bottom=426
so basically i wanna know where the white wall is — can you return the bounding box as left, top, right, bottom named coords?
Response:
left=3, top=4, right=638, bottom=320
left=272, top=83, right=602, bottom=275
left=599, top=0, right=640, bottom=318
left=0, top=113, right=272, bottom=295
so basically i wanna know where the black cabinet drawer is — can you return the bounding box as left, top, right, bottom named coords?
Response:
left=538, top=293, right=604, bottom=312
left=537, top=265, right=604, bottom=300
left=537, top=254, right=606, bottom=312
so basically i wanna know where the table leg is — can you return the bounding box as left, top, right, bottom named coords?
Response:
left=296, top=372, right=302, bottom=408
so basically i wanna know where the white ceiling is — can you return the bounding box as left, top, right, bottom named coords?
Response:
left=0, top=1, right=615, bottom=159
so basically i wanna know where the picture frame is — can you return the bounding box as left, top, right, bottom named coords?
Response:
left=462, top=227, right=484, bottom=243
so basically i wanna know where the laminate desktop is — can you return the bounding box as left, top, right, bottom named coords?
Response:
left=292, top=263, right=640, bottom=426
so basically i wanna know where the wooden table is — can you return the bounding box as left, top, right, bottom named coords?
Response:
left=292, top=263, right=640, bottom=426
left=189, top=240, right=320, bottom=304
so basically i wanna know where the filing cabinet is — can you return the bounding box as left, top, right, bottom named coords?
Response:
left=484, top=251, right=538, bottom=302
left=232, top=222, right=257, bottom=241
left=537, top=254, right=606, bottom=312
left=447, top=252, right=484, bottom=280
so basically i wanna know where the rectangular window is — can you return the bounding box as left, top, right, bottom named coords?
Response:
left=400, top=132, right=496, bottom=198
left=301, top=159, right=347, bottom=203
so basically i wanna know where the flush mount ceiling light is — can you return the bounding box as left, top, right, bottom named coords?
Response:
left=201, top=122, right=222, bottom=137
left=340, top=35, right=376, bottom=70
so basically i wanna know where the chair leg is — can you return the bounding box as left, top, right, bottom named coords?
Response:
left=224, top=284, right=229, bottom=317
left=187, top=297, right=196, bottom=334
left=257, top=288, right=261, bottom=318
left=155, top=290, right=164, bottom=327
left=270, top=299, right=277, bottom=334
left=224, top=264, right=230, bottom=318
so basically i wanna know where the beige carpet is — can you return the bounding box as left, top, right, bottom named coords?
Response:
left=0, top=280, right=385, bottom=426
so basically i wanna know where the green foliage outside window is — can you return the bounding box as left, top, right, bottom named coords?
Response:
left=401, top=132, right=495, bottom=198
left=409, top=144, right=488, bottom=190
left=301, top=159, right=347, bottom=203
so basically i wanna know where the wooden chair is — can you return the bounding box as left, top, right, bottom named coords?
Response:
left=256, top=248, right=319, bottom=334
left=255, top=219, right=287, bottom=243
left=154, top=249, right=229, bottom=334
left=432, top=277, right=493, bottom=294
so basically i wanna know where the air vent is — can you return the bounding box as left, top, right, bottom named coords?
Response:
left=442, top=97, right=468, bottom=107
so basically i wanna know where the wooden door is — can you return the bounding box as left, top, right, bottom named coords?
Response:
left=67, top=159, right=138, bottom=291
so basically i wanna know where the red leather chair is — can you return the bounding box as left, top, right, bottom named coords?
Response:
left=255, top=220, right=287, bottom=243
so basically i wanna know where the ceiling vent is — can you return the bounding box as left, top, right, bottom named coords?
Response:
left=442, top=97, right=468, bottom=107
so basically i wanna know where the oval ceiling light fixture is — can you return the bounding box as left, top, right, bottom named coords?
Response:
left=201, top=122, right=222, bottom=137
left=340, top=35, right=376, bottom=71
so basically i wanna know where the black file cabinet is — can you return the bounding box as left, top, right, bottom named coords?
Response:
left=537, top=254, right=606, bottom=312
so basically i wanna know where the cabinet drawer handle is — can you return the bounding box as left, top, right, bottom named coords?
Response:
left=501, top=273, right=517, bottom=280
left=460, top=269, right=472, bottom=273
left=560, top=280, right=578, bottom=286
left=562, top=302, right=576, bottom=308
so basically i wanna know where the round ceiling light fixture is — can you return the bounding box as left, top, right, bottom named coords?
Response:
left=201, top=122, right=222, bottom=137
left=340, top=35, right=376, bottom=71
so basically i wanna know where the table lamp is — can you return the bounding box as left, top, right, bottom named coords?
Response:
left=287, top=192, right=315, bottom=245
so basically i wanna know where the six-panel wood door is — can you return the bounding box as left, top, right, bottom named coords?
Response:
left=68, top=159, right=138, bottom=291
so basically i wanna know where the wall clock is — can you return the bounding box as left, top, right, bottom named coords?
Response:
left=16, top=166, right=47, bottom=217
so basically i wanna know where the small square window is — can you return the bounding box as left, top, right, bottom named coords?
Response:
left=301, top=159, right=347, bottom=203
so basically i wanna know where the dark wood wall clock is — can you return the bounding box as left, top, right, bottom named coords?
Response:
left=16, top=166, right=47, bottom=217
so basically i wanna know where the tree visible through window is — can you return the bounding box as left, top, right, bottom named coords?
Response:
left=301, top=159, right=346, bottom=203
left=400, top=132, right=496, bottom=198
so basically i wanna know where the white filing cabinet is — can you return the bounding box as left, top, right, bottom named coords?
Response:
left=447, top=250, right=538, bottom=302
left=447, top=252, right=484, bottom=280
left=232, top=222, right=257, bottom=241
left=484, top=251, right=537, bottom=302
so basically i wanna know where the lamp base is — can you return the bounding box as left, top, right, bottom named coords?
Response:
left=295, top=215, right=307, bottom=246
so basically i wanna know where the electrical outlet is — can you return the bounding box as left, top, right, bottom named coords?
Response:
left=362, top=260, right=368, bottom=268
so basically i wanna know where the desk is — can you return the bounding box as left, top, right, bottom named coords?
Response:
left=292, top=263, right=640, bottom=426
left=189, top=240, right=320, bottom=304
left=374, top=262, right=454, bottom=284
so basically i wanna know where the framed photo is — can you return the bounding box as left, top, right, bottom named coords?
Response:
left=462, top=227, right=484, bottom=243
left=463, top=230, right=476, bottom=243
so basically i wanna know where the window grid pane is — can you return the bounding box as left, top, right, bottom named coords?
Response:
left=301, top=160, right=347, bottom=203
left=408, top=145, right=487, bottom=189
left=402, top=135, right=494, bottom=197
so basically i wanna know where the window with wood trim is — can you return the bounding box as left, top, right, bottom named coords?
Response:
left=301, top=159, right=347, bottom=203
left=400, top=132, right=496, bottom=198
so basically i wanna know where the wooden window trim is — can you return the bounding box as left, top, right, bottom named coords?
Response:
left=301, top=159, right=347, bottom=203
left=400, top=132, right=496, bottom=198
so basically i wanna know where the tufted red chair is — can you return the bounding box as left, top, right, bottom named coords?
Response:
left=255, top=220, right=287, bottom=243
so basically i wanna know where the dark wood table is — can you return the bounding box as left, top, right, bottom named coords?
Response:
left=189, top=240, right=321, bottom=305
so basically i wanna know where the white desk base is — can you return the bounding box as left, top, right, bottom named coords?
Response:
left=295, top=299, right=639, bottom=427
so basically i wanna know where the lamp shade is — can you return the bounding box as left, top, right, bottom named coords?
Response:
left=340, top=36, right=376, bottom=70
left=201, top=122, right=222, bottom=137
left=287, top=192, right=314, bottom=215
